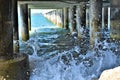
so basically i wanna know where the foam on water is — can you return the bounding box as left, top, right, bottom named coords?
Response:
left=19, top=27, right=120, bottom=80
left=21, top=38, right=119, bottom=80
left=18, top=10, right=120, bottom=80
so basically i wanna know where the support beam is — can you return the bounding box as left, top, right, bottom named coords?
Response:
left=13, top=0, right=19, bottom=53
left=90, top=0, right=102, bottom=47
left=0, top=0, right=13, bottom=59
left=76, top=2, right=86, bottom=38
left=20, top=4, right=29, bottom=41
left=63, top=7, right=69, bottom=29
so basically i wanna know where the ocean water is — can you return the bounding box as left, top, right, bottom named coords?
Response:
left=18, top=13, right=57, bottom=39
left=19, top=13, right=120, bottom=80
left=31, top=13, right=55, bottom=29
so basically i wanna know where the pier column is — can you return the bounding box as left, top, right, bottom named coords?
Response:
left=56, top=9, right=59, bottom=26
left=61, top=9, right=64, bottom=28
left=0, top=0, right=13, bottom=59
left=110, top=8, right=120, bottom=39
left=103, top=7, right=109, bottom=38
left=63, top=7, right=69, bottom=29
left=46, top=12, right=50, bottom=21
left=47, top=12, right=50, bottom=21
left=69, top=7, right=72, bottom=32
left=53, top=10, right=56, bottom=24
left=0, top=1, right=29, bottom=79
left=104, top=7, right=108, bottom=29
left=50, top=11, right=53, bottom=23
left=56, top=10, right=58, bottom=26
left=52, top=10, right=57, bottom=25
left=56, top=10, right=59, bottom=26
left=72, top=5, right=77, bottom=32
left=102, top=7, right=108, bottom=30
left=90, top=0, right=102, bottom=47
left=76, top=3, right=86, bottom=38
left=57, top=9, right=63, bottom=27
left=28, top=8, right=31, bottom=31
left=53, top=10, right=56, bottom=25
left=13, top=0, right=19, bottom=53
left=86, top=4, right=89, bottom=30
left=50, top=11, right=52, bottom=22
left=20, top=4, right=29, bottom=41
left=69, top=5, right=77, bottom=32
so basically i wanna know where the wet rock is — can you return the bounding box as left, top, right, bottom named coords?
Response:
left=99, top=66, right=120, bottom=80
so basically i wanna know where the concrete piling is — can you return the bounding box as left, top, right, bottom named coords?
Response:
left=90, top=0, right=102, bottom=47
left=12, top=0, right=19, bottom=53
left=86, top=4, right=89, bottom=31
left=28, top=8, right=31, bottom=31
left=0, top=0, right=29, bottom=79
left=63, top=7, right=69, bottom=29
left=0, top=54, right=30, bottom=80
left=69, top=5, right=77, bottom=32
left=20, top=4, right=29, bottom=41
left=102, top=7, right=108, bottom=30
left=72, top=5, right=77, bottom=32
left=49, top=11, right=53, bottom=24
left=76, top=3, right=86, bottom=38
left=51, top=11, right=54, bottom=24
left=103, top=6, right=109, bottom=38
left=56, top=9, right=59, bottom=26
left=110, top=8, right=120, bottom=39
left=57, top=9, right=63, bottom=27
left=53, top=10, right=57, bottom=25
left=0, top=0, right=13, bottom=58
left=61, top=9, right=64, bottom=28
left=54, top=10, right=57, bottom=25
